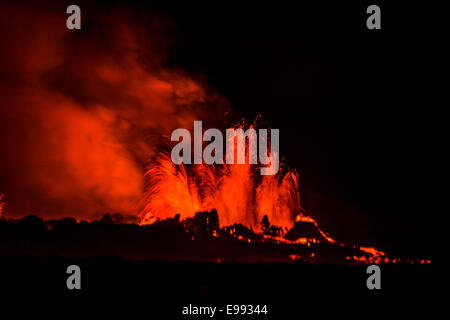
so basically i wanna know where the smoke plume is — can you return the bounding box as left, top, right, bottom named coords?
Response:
left=0, top=1, right=227, bottom=220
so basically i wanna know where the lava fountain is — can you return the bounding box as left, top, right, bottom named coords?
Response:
left=140, top=120, right=301, bottom=230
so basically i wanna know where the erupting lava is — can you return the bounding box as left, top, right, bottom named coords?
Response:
left=140, top=119, right=299, bottom=229
left=140, top=152, right=300, bottom=229
left=137, top=126, right=430, bottom=265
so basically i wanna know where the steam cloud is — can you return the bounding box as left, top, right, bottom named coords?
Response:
left=0, top=2, right=227, bottom=220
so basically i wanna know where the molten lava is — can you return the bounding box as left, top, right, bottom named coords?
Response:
left=138, top=140, right=431, bottom=265
left=140, top=153, right=300, bottom=229
left=140, top=119, right=301, bottom=229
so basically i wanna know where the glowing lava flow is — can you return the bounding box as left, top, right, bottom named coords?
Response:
left=295, top=214, right=336, bottom=244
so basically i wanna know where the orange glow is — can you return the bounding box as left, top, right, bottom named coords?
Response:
left=296, top=215, right=315, bottom=223
left=0, top=193, right=4, bottom=217
left=288, top=254, right=302, bottom=261
left=262, top=234, right=311, bottom=245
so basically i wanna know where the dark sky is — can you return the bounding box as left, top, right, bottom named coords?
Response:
left=0, top=1, right=435, bottom=257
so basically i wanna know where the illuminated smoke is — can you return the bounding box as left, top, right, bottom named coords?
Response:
left=0, top=2, right=227, bottom=220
